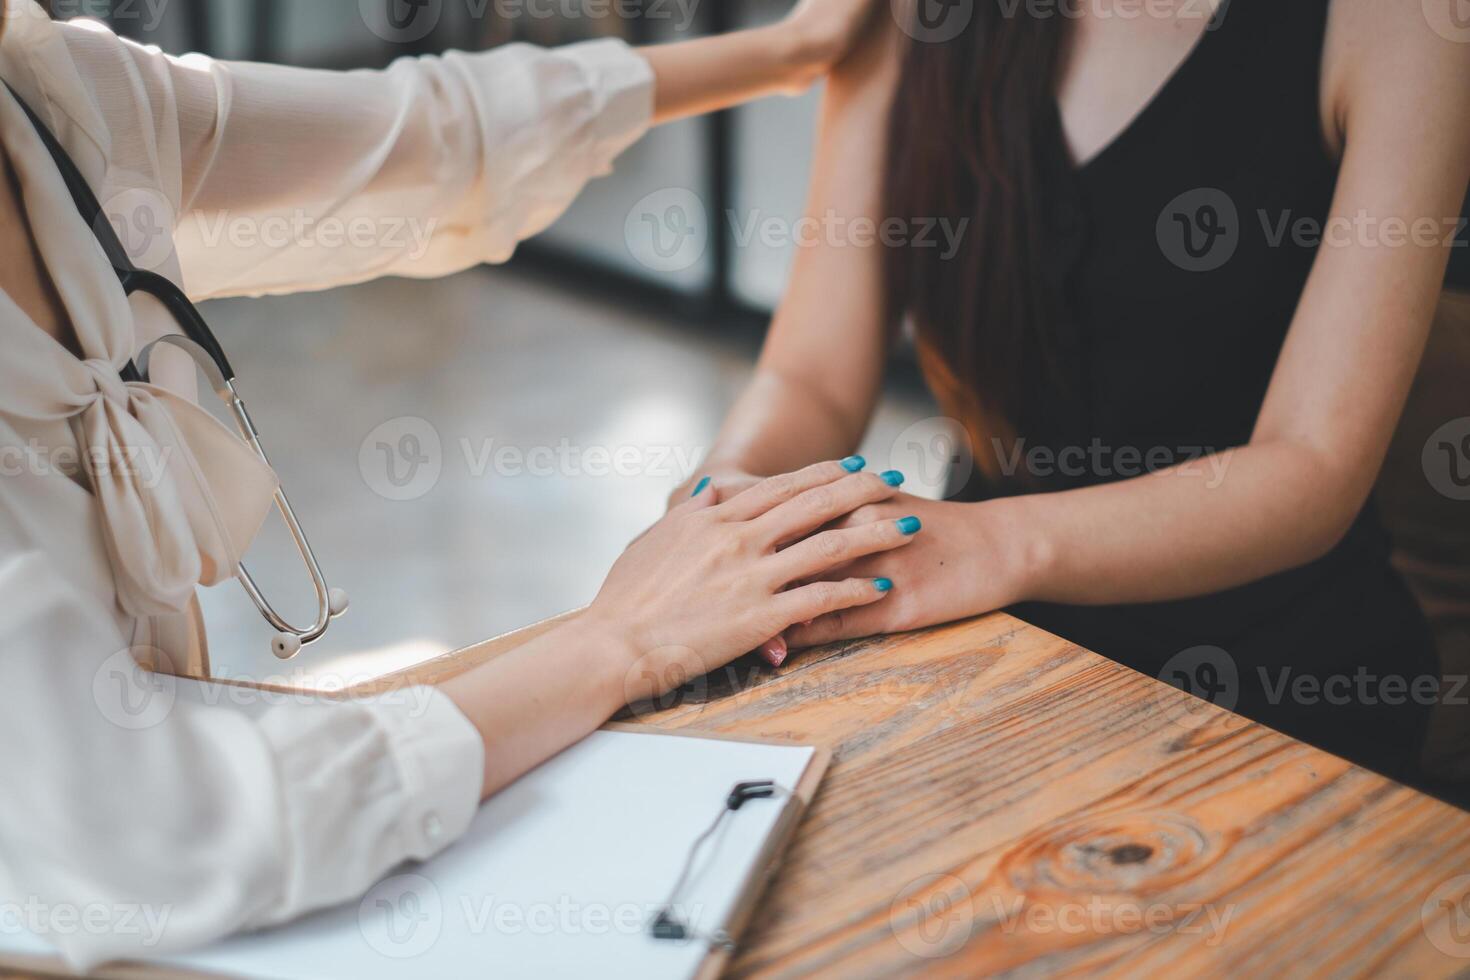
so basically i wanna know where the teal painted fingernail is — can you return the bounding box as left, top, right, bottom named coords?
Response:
left=881, top=470, right=906, bottom=487
left=874, top=578, right=894, bottom=593
left=897, top=516, right=922, bottom=535
left=841, top=455, right=867, bottom=473
left=691, top=476, right=711, bottom=497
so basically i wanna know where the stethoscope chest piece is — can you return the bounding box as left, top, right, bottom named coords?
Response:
left=137, top=335, right=350, bottom=660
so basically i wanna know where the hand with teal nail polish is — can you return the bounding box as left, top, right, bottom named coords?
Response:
left=781, top=492, right=1020, bottom=652
left=594, top=459, right=925, bottom=698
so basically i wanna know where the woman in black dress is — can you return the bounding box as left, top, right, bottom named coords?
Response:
left=680, top=0, right=1470, bottom=782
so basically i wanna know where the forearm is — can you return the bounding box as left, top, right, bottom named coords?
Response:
left=689, top=17, right=894, bottom=483
left=1002, top=440, right=1362, bottom=607
left=439, top=615, right=635, bottom=800
left=641, top=22, right=827, bottom=125
left=705, top=367, right=862, bottom=477
left=445, top=458, right=918, bottom=794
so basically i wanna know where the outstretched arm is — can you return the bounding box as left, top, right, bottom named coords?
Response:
left=0, top=461, right=917, bottom=968
left=441, top=459, right=918, bottom=798
left=25, top=0, right=880, bottom=301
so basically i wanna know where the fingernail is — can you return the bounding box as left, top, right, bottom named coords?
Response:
left=874, top=578, right=894, bottom=593
left=691, top=476, right=712, bottom=497
left=880, top=470, right=906, bottom=487
left=896, top=516, right=922, bottom=535
left=841, top=455, right=867, bottom=473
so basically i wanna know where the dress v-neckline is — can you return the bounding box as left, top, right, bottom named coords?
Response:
left=1069, top=4, right=1229, bottom=174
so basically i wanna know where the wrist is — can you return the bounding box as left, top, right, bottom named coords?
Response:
left=971, top=496, right=1056, bottom=607
left=765, top=19, right=830, bottom=93
left=556, top=609, right=643, bottom=713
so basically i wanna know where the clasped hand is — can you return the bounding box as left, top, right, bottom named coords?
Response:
left=666, top=461, right=1028, bottom=663
left=588, top=459, right=920, bottom=701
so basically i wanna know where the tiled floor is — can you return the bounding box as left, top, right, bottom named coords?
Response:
left=195, top=263, right=936, bottom=684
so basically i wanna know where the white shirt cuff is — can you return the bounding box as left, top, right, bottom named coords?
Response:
left=558, top=37, right=656, bottom=175
left=364, top=686, right=485, bottom=860
left=254, top=686, right=484, bottom=923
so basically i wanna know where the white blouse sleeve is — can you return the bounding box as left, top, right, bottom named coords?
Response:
left=0, top=550, right=484, bottom=971
left=49, top=17, right=653, bottom=299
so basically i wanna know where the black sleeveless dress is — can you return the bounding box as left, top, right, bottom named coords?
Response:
left=952, top=0, right=1443, bottom=779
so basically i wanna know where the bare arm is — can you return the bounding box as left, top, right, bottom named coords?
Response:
left=643, top=0, right=883, bottom=125
left=1014, top=2, right=1470, bottom=604
left=677, top=24, right=907, bottom=499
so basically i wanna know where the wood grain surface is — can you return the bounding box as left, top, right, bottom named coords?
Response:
left=623, top=613, right=1470, bottom=978
left=200, top=610, right=1470, bottom=977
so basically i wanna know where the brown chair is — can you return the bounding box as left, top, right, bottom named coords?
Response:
left=1376, top=287, right=1470, bottom=798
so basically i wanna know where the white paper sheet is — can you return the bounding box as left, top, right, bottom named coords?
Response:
left=3, top=729, right=814, bottom=980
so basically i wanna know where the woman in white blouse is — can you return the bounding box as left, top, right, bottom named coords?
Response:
left=0, top=0, right=922, bottom=968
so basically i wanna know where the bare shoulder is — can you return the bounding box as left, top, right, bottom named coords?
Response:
left=1322, top=0, right=1470, bottom=150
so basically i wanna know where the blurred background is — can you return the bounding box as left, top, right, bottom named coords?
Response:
left=81, top=0, right=938, bottom=682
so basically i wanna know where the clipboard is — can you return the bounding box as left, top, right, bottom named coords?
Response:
left=601, top=724, right=831, bottom=980
left=0, top=723, right=830, bottom=980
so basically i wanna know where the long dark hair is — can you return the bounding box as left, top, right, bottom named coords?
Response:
left=884, top=5, right=1073, bottom=457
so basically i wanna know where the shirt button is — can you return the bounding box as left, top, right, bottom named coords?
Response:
left=422, top=812, right=444, bottom=843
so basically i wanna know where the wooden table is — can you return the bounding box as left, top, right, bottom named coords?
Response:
left=264, top=611, right=1470, bottom=977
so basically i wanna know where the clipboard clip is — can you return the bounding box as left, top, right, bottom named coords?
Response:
left=728, top=780, right=778, bottom=810
left=649, top=780, right=790, bottom=950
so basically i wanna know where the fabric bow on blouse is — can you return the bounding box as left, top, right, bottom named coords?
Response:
left=0, top=82, right=277, bottom=618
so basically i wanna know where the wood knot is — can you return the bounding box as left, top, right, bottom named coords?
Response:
left=996, top=810, right=1213, bottom=897
left=1108, top=844, right=1154, bottom=865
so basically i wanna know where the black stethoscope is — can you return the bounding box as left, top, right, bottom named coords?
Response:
left=8, top=83, right=348, bottom=660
